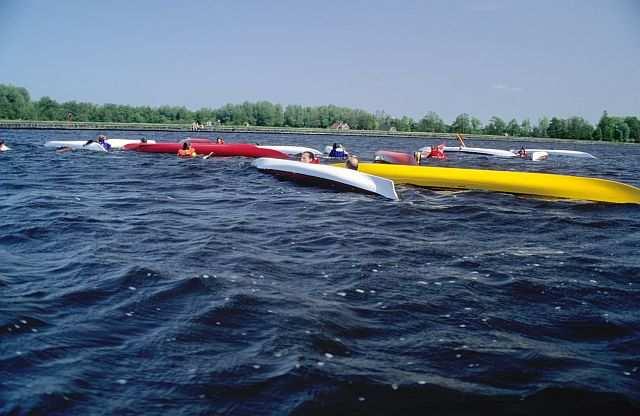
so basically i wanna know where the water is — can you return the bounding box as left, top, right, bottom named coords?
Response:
left=1, top=129, right=639, bottom=415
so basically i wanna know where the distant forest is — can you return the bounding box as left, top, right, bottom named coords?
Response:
left=1, top=84, right=638, bottom=142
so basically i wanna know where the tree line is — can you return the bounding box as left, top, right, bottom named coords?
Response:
left=1, top=84, right=638, bottom=142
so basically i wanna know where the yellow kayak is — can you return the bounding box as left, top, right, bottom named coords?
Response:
left=332, top=163, right=640, bottom=204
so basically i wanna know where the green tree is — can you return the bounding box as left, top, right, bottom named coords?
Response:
left=417, top=111, right=446, bottom=132
left=506, top=118, right=521, bottom=137
left=450, top=113, right=472, bottom=134
left=533, top=117, right=550, bottom=137
left=547, top=117, right=567, bottom=138
left=0, top=84, right=31, bottom=119
left=520, top=119, right=533, bottom=136
left=565, top=116, right=593, bottom=140
left=484, top=116, right=507, bottom=135
left=623, top=116, right=640, bottom=142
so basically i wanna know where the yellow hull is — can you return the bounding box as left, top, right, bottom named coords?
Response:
left=332, top=163, right=640, bottom=204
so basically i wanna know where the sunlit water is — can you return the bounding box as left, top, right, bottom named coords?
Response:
left=1, top=129, right=639, bottom=415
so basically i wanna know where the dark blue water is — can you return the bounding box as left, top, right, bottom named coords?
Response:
left=1, top=129, right=639, bottom=415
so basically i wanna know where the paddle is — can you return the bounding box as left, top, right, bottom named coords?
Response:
left=202, top=152, right=214, bottom=160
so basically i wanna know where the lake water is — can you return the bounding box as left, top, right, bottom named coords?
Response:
left=1, top=129, right=639, bottom=415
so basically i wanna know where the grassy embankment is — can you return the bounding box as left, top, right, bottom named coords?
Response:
left=0, top=120, right=621, bottom=144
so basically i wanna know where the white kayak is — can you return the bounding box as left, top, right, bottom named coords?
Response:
left=253, top=157, right=399, bottom=200
left=44, top=139, right=156, bottom=150
left=509, top=148, right=597, bottom=159
left=257, top=145, right=323, bottom=156
left=420, top=146, right=517, bottom=158
left=0, top=144, right=10, bottom=152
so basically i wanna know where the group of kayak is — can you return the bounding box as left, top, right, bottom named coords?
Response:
left=34, top=134, right=640, bottom=204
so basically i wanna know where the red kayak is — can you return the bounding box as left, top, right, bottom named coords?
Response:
left=124, top=143, right=289, bottom=159
left=374, top=150, right=419, bottom=165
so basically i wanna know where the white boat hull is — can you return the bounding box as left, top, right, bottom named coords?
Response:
left=45, top=139, right=156, bottom=150
left=420, top=146, right=517, bottom=158
left=253, top=157, right=399, bottom=200
left=257, top=145, right=322, bottom=156
left=510, top=149, right=597, bottom=158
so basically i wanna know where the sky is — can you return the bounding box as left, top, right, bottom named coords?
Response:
left=1, top=0, right=639, bottom=124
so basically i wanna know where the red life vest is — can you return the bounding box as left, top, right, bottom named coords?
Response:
left=428, top=144, right=446, bottom=160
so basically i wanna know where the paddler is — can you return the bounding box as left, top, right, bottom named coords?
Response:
left=422, top=144, right=447, bottom=160
left=516, top=146, right=527, bottom=158
left=96, top=135, right=111, bottom=151
left=177, top=141, right=197, bottom=157
left=345, top=154, right=359, bottom=170
left=329, top=143, right=347, bottom=158
left=299, top=151, right=318, bottom=164
left=215, top=136, right=225, bottom=144
left=0, top=139, right=9, bottom=152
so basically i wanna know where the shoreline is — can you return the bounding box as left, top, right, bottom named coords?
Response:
left=0, top=120, right=629, bottom=145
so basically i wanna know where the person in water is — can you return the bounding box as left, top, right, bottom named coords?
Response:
left=97, top=135, right=111, bottom=151
left=329, top=142, right=346, bottom=158
left=177, top=141, right=197, bottom=157
left=423, top=144, right=446, bottom=160
left=299, top=151, right=317, bottom=163
left=0, top=139, right=9, bottom=152
left=215, top=137, right=225, bottom=144
left=345, top=154, right=359, bottom=170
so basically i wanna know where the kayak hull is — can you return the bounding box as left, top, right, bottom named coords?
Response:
left=125, top=143, right=289, bottom=159
left=257, top=145, right=323, bottom=156
left=254, top=158, right=398, bottom=200
left=510, top=149, right=597, bottom=159
left=430, top=146, right=517, bottom=158
left=332, top=163, right=640, bottom=204
left=374, top=150, right=418, bottom=165
left=45, top=139, right=155, bottom=150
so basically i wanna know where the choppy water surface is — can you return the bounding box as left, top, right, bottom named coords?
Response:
left=1, top=129, right=639, bottom=415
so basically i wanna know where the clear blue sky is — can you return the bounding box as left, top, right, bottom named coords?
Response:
left=1, top=0, right=638, bottom=124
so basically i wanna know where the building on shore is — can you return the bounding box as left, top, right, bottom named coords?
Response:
left=329, top=121, right=350, bottom=130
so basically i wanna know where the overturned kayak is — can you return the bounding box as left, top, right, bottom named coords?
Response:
left=45, top=141, right=108, bottom=152
left=254, top=158, right=399, bottom=200
left=374, top=150, right=419, bottom=165
left=45, top=139, right=155, bottom=150
left=124, top=143, right=289, bottom=159
left=257, top=145, right=323, bottom=156
left=428, top=146, right=517, bottom=158
left=509, top=148, right=597, bottom=159
left=332, top=163, right=640, bottom=204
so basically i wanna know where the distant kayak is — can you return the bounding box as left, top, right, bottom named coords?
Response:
left=257, top=145, right=323, bottom=156
left=423, top=145, right=596, bottom=160
left=509, top=148, right=597, bottom=159
left=45, top=139, right=155, bottom=150
left=125, top=143, right=289, bottom=159
left=44, top=141, right=108, bottom=152
left=254, top=157, right=399, bottom=200
left=0, top=144, right=10, bottom=152
left=374, top=150, right=419, bottom=165
left=426, top=146, right=517, bottom=158
left=332, top=162, right=640, bottom=204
